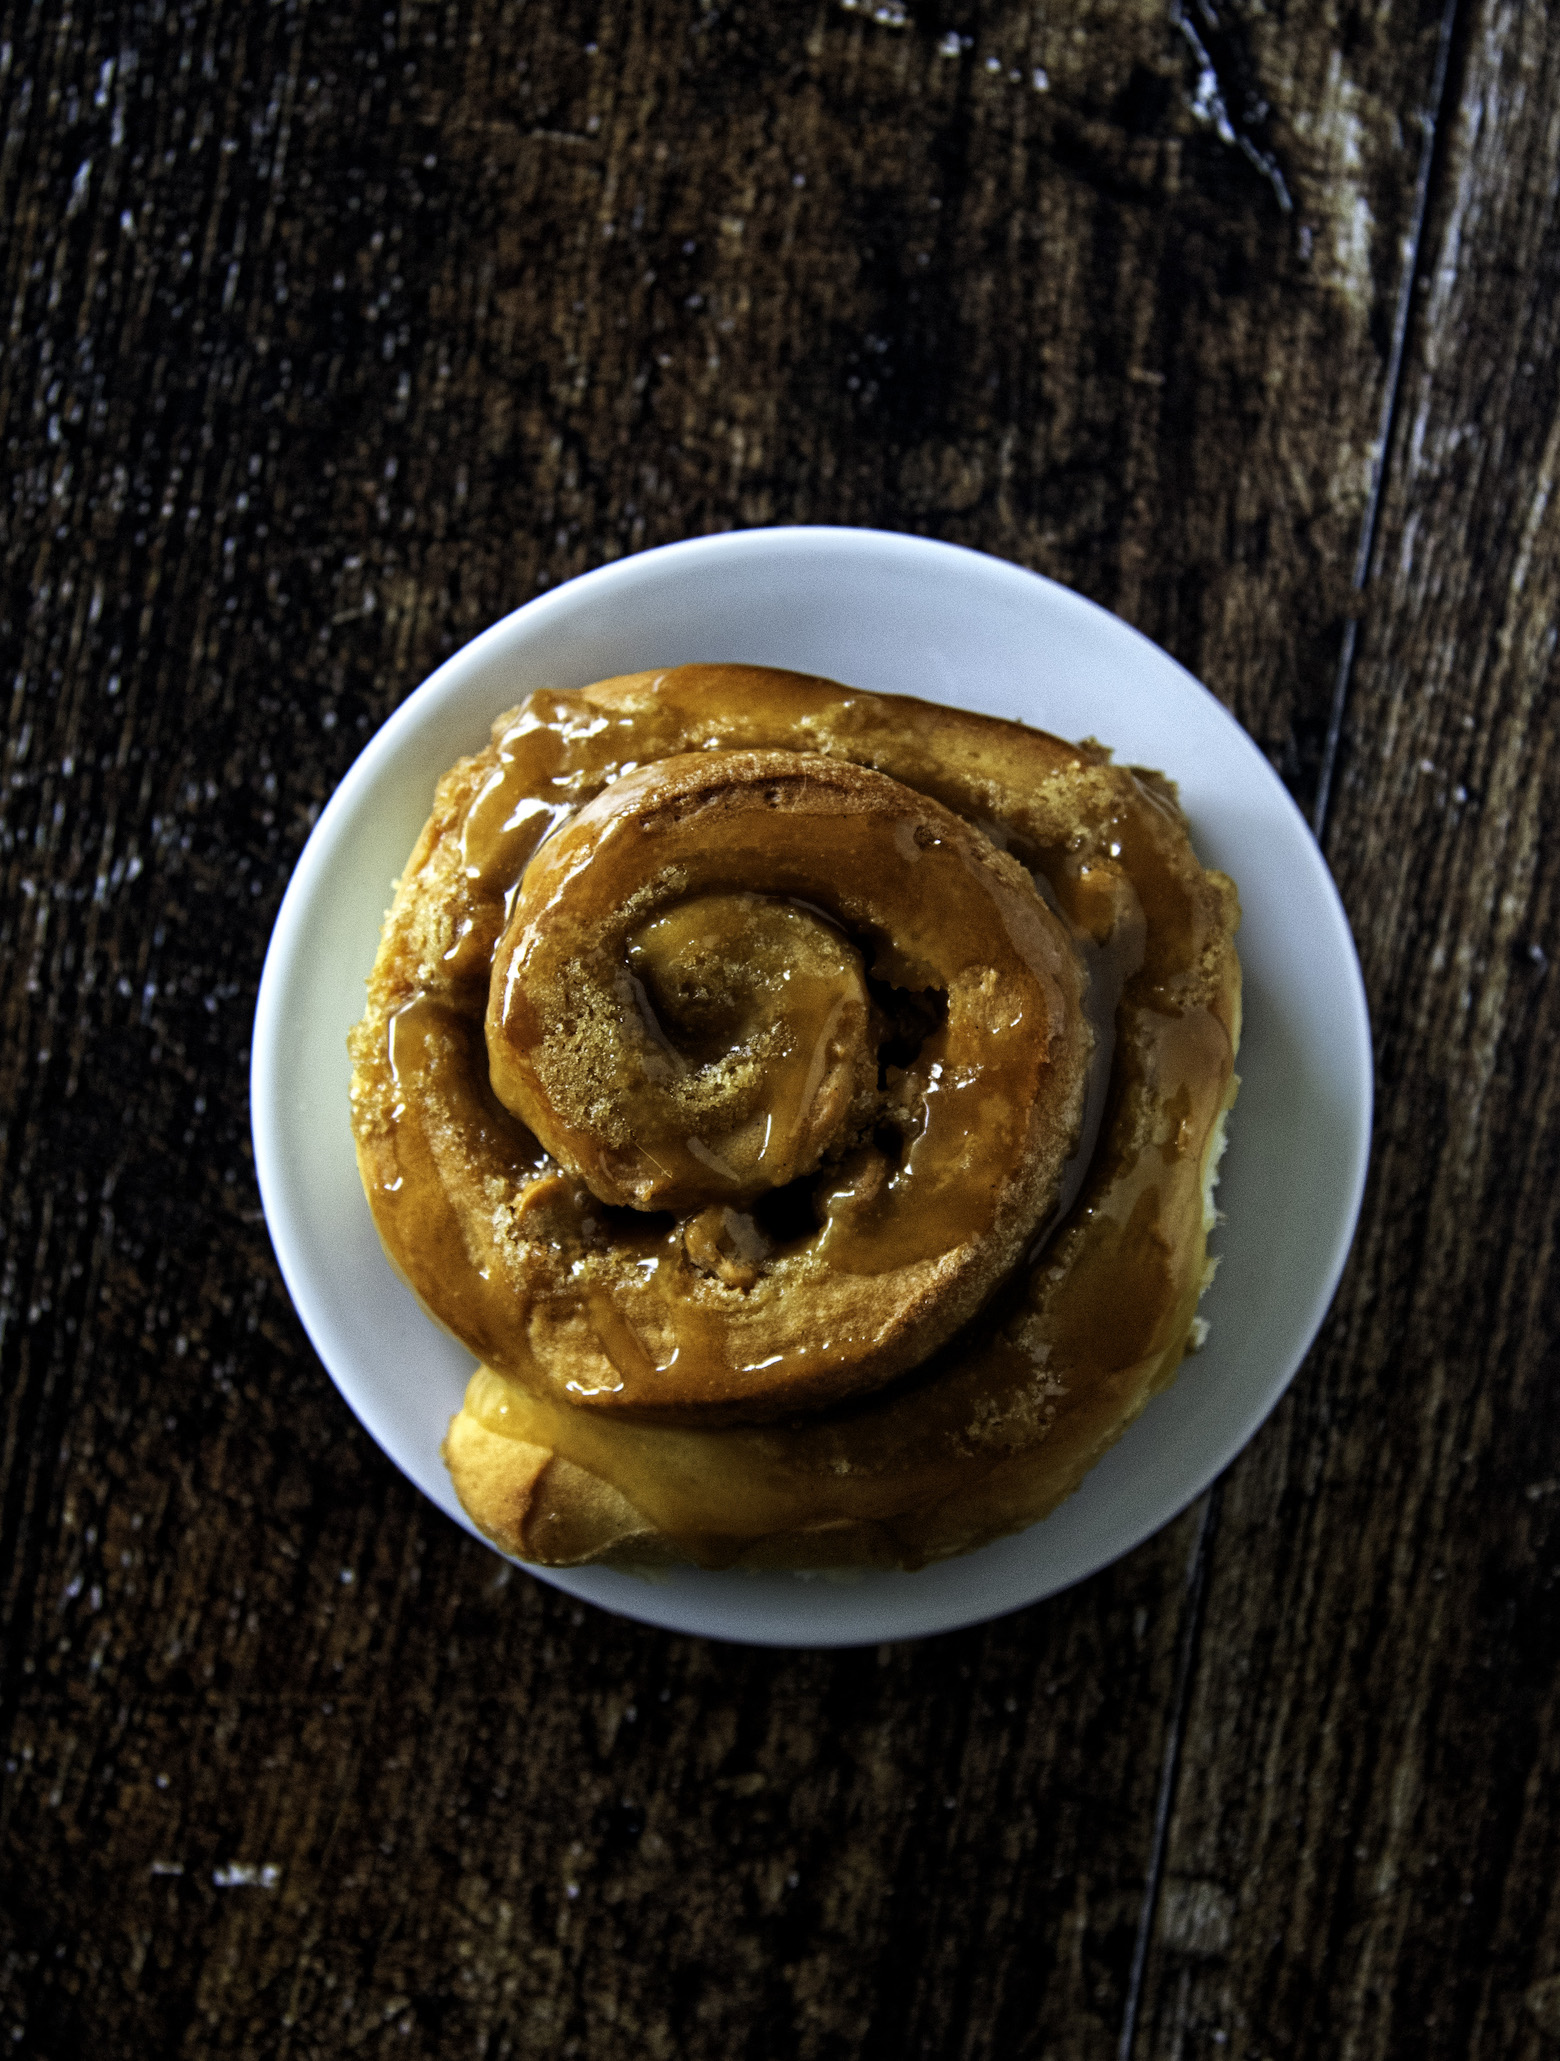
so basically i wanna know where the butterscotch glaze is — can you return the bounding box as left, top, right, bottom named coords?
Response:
left=469, top=746, right=1091, bottom=1419
left=626, top=891, right=870, bottom=1204
left=348, top=663, right=1241, bottom=1569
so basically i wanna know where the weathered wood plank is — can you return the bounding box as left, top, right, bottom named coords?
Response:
left=1134, top=6, right=1560, bottom=2055
left=0, top=0, right=1469, bottom=2054
left=1, top=1501, right=1204, bottom=2056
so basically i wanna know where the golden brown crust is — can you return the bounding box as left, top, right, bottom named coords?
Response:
left=351, top=664, right=1242, bottom=1571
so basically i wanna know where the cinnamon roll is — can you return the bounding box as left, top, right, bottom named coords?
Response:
left=348, top=665, right=1241, bottom=1571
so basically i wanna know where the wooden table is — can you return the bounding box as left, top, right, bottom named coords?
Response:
left=3, top=4, right=1557, bottom=2054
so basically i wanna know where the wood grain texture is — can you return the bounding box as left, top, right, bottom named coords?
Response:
left=2, top=0, right=1549, bottom=2056
left=1134, top=4, right=1560, bottom=2055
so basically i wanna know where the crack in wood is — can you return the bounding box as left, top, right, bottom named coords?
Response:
left=1169, top=0, right=1293, bottom=215
left=1313, top=0, right=1465, bottom=840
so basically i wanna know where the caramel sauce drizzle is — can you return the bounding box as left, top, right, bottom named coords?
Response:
left=356, top=666, right=1239, bottom=1558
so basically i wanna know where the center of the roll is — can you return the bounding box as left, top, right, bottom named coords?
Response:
left=483, top=748, right=1090, bottom=1323
left=624, top=892, right=873, bottom=1204
left=485, top=833, right=879, bottom=1214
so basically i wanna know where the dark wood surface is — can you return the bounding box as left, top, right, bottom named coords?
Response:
left=2, top=2, right=1556, bottom=2054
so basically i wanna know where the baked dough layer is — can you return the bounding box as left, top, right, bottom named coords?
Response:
left=348, top=664, right=1241, bottom=1571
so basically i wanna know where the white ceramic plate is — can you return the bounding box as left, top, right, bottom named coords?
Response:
left=251, top=528, right=1371, bottom=1648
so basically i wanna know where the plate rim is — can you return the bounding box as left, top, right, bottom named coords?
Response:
left=251, top=524, right=1373, bottom=1648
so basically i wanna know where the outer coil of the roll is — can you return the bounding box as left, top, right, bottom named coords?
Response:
left=348, top=666, right=1241, bottom=1572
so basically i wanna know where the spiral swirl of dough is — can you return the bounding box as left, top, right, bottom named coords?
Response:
left=349, top=665, right=1241, bottom=1571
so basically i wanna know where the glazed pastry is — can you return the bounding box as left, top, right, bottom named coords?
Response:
left=348, top=665, right=1241, bottom=1571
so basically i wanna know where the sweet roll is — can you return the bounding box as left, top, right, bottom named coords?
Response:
left=348, top=664, right=1242, bottom=1571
